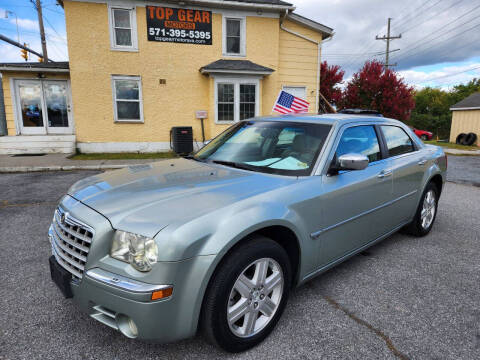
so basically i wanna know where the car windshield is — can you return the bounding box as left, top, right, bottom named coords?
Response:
left=194, top=121, right=332, bottom=176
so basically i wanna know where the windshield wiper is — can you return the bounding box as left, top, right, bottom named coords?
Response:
left=211, top=160, right=257, bottom=171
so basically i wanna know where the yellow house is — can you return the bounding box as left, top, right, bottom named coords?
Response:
left=0, top=0, right=333, bottom=154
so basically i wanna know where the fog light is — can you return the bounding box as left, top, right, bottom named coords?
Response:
left=116, top=314, right=138, bottom=338
left=151, top=286, right=173, bottom=301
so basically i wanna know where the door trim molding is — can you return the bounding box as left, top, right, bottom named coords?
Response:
left=310, top=189, right=418, bottom=239
left=303, top=220, right=412, bottom=283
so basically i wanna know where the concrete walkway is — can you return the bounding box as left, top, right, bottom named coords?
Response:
left=0, top=153, right=168, bottom=173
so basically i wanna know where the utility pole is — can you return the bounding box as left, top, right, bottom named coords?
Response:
left=375, top=18, right=401, bottom=68
left=33, top=0, right=48, bottom=62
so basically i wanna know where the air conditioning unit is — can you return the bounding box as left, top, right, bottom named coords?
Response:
left=170, top=126, right=193, bottom=155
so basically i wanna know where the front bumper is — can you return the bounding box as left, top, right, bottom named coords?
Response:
left=49, top=195, right=217, bottom=343
left=69, top=254, right=216, bottom=342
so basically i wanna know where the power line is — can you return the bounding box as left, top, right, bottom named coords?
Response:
left=398, top=0, right=466, bottom=34
left=393, top=2, right=480, bottom=61
left=393, top=0, right=444, bottom=30
left=394, top=20, right=480, bottom=64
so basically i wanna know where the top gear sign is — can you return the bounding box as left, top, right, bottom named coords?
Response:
left=146, top=6, right=212, bottom=45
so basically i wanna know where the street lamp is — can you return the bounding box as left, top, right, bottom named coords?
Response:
left=4, top=10, right=20, bottom=43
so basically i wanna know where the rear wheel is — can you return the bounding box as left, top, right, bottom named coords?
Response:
left=403, top=182, right=439, bottom=236
left=201, top=236, right=291, bottom=352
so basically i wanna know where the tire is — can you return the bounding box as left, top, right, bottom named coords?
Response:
left=463, top=132, right=477, bottom=146
left=402, top=182, right=439, bottom=237
left=201, top=236, right=291, bottom=353
left=456, top=133, right=467, bottom=144
left=421, top=134, right=428, bottom=141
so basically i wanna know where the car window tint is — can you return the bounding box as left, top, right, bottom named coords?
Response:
left=381, top=126, right=415, bottom=157
left=336, top=125, right=381, bottom=162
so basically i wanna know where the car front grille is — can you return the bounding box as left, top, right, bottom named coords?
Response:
left=49, top=207, right=94, bottom=281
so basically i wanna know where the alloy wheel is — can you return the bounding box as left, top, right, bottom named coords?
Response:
left=227, top=258, right=284, bottom=338
left=421, top=190, right=436, bottom=229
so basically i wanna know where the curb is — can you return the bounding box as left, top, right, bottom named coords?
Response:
left=0, top=164, right=129, bottom=173
left=444, top=149, right=480, bottom=156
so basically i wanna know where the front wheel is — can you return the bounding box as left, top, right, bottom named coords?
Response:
left=403, top=182, right=439, bottom=236
left=421, top=134, right=428, bottom=141
left=201, top=236, right=291, bottom=352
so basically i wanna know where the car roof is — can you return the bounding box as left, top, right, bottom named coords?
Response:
left=248, top=113, right=404, bottom=127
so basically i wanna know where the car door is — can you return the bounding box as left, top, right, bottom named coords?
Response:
left=316, top=124, right=396, bottom=266
left=380, top=125, right=426, bottom=226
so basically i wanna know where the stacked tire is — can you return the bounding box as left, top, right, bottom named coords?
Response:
left=456, top=132, right=477, bottom=146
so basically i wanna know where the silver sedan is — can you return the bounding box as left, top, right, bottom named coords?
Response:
left=48, top=114, right=446, bottom=352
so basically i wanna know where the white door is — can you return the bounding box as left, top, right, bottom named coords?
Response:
left=15, top=79, right=73, bottom=135
left=43, top=81, right=73, bottom=134
left=16, top=80, right=46, bottom=135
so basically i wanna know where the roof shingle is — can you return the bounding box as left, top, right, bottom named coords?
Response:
left=200, top=59, right=274, bottom=74
left=451, top=92, right=480, bottom=110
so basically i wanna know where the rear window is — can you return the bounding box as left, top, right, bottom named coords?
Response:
left=381, top=125, right=415, bottom=157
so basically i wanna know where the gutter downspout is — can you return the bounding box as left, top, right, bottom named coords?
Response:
left=280, top=12, right=334, bottom=113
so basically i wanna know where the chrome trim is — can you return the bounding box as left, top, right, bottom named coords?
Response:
left=86, top=268, right=172, bottom=293
left=310, top=189, right=418, bottom=239
left=52, top=220, right=90, bottom=253
left=55, top=208, right=94, bottom=242
left=49, top=207, right=94, bottom=281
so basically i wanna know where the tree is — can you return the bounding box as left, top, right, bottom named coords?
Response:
left=450, top=78, right=480, bottom=104
left=410, top=87, right=452, bottom=139
left=340, top=60, right=415, bottom=121
left=409, top=79, right=480, bottom=140
left=319, top=61, right=344, bottom=106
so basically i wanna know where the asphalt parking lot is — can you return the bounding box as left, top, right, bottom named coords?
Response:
left=1, top=169, right=479, bottom=360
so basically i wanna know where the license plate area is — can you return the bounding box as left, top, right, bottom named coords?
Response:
left=49, top=255, right=73, bottom=298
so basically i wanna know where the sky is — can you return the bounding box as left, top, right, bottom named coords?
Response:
left=0, top=0, right=479, bottom=90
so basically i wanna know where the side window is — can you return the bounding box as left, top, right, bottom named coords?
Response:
left=109, top=7, right=138, bottom=50
left=381, top=126, right=415, bottom=157
left=336, top=125, right=381, bottom=163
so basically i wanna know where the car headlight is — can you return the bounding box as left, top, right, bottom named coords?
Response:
left=111, top=230, right=158, bottom=272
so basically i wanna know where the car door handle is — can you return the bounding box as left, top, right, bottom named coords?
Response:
left=418, top=159, right=427, bottom=166
left=378, top=170, right=392, bottom=178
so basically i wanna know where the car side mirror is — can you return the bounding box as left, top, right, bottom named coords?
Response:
left=328, top=153, right=369, bottom=175
left=339, top=153, right=369, bottom=170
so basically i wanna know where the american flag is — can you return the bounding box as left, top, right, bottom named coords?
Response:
left=272, top=90, right=310, bottom=114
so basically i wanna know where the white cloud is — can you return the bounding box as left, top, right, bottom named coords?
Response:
left=11, top=18, right=39, bottom=31
left=398, top=63, right=480, bottom=90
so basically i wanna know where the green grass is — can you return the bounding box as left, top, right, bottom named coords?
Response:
left=424, top=140, right=479, bottom=151
left=69, top=152, right=178, bottom=160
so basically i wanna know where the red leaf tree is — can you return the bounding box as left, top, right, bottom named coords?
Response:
left=340, top=60, right=415, bottom=121
left=320, top=61, right=345, bottom=105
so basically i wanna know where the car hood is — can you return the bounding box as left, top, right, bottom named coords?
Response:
left=68, top=158, right=294, bottom=237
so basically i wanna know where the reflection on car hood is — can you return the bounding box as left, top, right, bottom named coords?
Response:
left=68, top=158, right=294, bottom=237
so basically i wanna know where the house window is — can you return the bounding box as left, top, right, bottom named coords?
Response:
left=112, top=76, right=143, bottom=122
left=223, top=16, right=245, bottom=56
left=109, top=6, right=138, bottom=50
left=217, top=84, right=235, bottom=122
left=215, top=79, right=258, bottom=123
left=240, top=84, right=256, bottom=120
